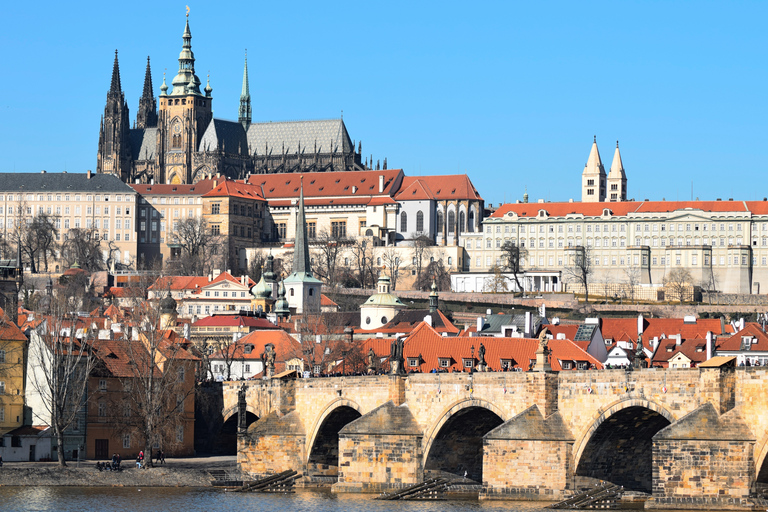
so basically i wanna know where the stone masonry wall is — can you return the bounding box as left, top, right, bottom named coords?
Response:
left=482, top=439, right=572, bottom=500
left=651, top=440, right=754, bottom=509
left=334, top=434, right=423, bottom=493
left=238, top=432, right=305, bottom=477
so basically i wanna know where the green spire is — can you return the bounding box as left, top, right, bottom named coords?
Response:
left=238, top=50, right=252, bottom=129
left=171, top=17, right=201, bottom=95
left=292, top=177, right=312, bottom=276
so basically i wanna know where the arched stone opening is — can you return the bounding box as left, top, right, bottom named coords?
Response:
left=575, top=405, right=671, bottom=493
left=424, top=406, right=503, bottom=483
left=307, top=405, right=362, bottom=478
left=218, top=411, right=259, bottom=455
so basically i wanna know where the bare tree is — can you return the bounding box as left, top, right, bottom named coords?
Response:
left=623, top=265, right=641, bottom=304
left=699, top=263, right=719, bottom=305
left=168, top=217, right=222, bottom=275
left=27, top=296, right=99, bottom=466
left=410, top=234, right=434, bottom=287
left=312, top=229, right=348, bottom=285
left=484, top=265, right=509, bottom=293
left=380, top=247, right=404, bottom=291
left=349, top=239, right=376, bottom=289
left=500, top=241, right=528, bottom=294
left=113, top=280, right=197, bottom=465
left=664, top=267, right=693, bottom=303
left=563, top=246, right=593, bottom=303
left=415, top=259, right=451, bottom=291
left=61, top=228, right=104, bottom=271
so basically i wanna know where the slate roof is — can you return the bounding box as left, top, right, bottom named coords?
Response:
left=199, top=119, right=249, bottom=154
left=479, top=313, right=546, bottom=336
left=246, top=118, right=353, bottom=156
left=0, top=172, right=136, bottom=193
left=129, top=128, right=158, bottom=161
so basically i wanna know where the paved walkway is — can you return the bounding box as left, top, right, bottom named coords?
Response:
left=1, top=455, right=237, bottom=470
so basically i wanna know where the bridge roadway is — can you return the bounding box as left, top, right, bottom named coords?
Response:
left=223, top=367, right=768, bottom=509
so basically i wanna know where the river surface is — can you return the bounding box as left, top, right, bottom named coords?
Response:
left=0, top=487, right=558, bottom=512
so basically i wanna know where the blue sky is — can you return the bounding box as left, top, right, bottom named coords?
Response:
left=1, top=1, right=765, bottom=206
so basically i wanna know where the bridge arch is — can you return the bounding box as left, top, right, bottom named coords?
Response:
left=305, top=398, right=362, bottom=468
left=753, top=433, right=768, bottom=487
left=422, top=398, right=505, bottom=483
left=572, top=397, right=675, bottom=493
left=219, top=404, right=259, bottom=455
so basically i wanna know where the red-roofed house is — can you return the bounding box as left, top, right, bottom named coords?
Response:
left=715, top=322, right=768, bottom=366
left=361, top=322, right=602, bottom=374
left=208, top=330, right=303, bottom=380
left=148, top=271, right=256, bottom=320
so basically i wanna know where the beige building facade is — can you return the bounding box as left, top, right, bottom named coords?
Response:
left=0, top=172, right=138, bottom=271
left=460, top=200, right=768, bottom=295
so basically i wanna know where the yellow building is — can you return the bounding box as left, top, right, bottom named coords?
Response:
left=0, top=312, right=29, bottom=435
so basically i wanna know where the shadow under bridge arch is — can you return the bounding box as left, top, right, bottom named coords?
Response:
left=573, top=398, right=674, bottom=493
left=422, top=398, right=505, bottom=484
left=306, top=399, right=362, bottom=479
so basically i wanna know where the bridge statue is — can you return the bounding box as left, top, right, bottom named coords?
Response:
left=237, top=383, right=247, bottom=434
left=261, top=344, right=276, bottom=378
left=390, top=336, right=405, bottom=375
left=535, top=327, right=551, bottom=372
left=367, top=347, right=376, bottom=374
left=477, top=342, right=487, bottom=371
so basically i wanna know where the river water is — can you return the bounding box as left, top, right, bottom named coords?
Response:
left=0, top=487, right=556, bottom=512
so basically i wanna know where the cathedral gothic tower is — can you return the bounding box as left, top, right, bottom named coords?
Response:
left=157, top=17, right=213, bottom=185
left=136, top=57, right=158, bottom=129
left=97, top=50, right=132, bottom=181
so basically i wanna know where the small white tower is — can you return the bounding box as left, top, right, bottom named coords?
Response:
left=581, top=136, right=606, bottom=202
left=607, top=141, right=627, bottom=202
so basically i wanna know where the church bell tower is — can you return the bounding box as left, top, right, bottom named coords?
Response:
left=97, top=50, right=132, bottom=181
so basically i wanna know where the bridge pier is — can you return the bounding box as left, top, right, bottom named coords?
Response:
left=648, top=403, right=755, bottom=510
left=238, top=410, right=306, bottom=476
left=481, top=405, right=574, bottom=500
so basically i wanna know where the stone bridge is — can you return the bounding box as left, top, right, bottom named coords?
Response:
left=222, top=368, right=768, bottom=508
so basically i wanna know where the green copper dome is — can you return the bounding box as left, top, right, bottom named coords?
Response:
left=252, top=273, right=272, bottom=299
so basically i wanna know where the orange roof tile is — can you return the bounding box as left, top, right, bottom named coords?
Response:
left=129, top=179, right=215, bottom=196
left=209, top=330, right=301, bottom=361
left=716, top=323, right=768, bottom=352
left=202, top=179, right=266, bottom=201
left=247, top=169, right=404, bottom=200
left=490, top=200, right=751, bottom=219
left=395, top=175, right=482, bottom=201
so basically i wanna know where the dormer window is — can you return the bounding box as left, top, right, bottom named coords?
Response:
left=741, top=337, right=753, bottom=351
left=561, top=361, right=572, bottom=370
left=463, top=359, right=474, bottom=369
left=409, top=358, right=419, bottom=367
left=438, top=358, right=450, bottom=368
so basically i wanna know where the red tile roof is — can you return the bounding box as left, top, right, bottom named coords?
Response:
left=651, top=338, right=710, bottom=367
left=202, top=179, right=265, bottom=201
left=149, top=272, right=255, bottom=293
left=601, top=317, right=731, bottom=351
left=716, top=323, right=768, bottom=351
left=545, top=324, right=579, bottom=341
left=0, top=307, right=27, bottom=341
left=191, top=315, right=278, bottom=330
left=321, top=294, right=338, bottom=308
left=490, top=200, right=751, bottom=219
left=209, top=330, right=301, bottom=361
left=247, top=169, right=404, bottom=199
left=394, top=175, right=483, bottom=201
left=362, top=322, right=601, bottom=373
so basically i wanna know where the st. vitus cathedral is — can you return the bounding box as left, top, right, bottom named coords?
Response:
left=97, top=16, right=374, bottom=185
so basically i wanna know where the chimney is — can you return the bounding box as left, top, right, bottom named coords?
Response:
left=378, top=175, right=385, bottom=193
left=476, top=316, right=484, bottom=332
left=41, top=170, right=46, bottom=174
left=212, top=269, right=221, bottom=279
left=556, top=333, right=566, bottom=340
left=241, top=275, right=246, bottom=285
left=637, top=314, right=644, bottom=337
left=150, top=178, right=154, bottom=185
left=525, top=311, right=532, bottom=337
left=87, top=170, right=92, bottom=180
left=740, top=318, right=745, bottom=330
left=652, top=336, right=659, bottom=349
left=706, top=331, right=713, bottom=360
left=676, top=334, right=682, bottom=346
left=208, top=272, right=213, bottom=282
left=424, top=315, right=433, bottom=327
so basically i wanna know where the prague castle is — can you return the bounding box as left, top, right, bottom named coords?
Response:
left=97, top=17, right=368, bottom=185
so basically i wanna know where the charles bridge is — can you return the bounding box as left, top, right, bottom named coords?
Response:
left=218, top=367, right=768, bottom=509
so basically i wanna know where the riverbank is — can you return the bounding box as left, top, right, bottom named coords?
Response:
left=0, top=456, right=238, bottom=487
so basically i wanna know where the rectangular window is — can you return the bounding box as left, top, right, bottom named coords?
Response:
left=176, top=425, right=184, bottom=443
left=123, top=434, right=131, bottom=449
left=307, top=222, right=316, bottom=239
left=211, top=225, right=220, bottom=235
left=331, top=221, right=347, bottom=238
left=211, top=203, right=220, bottom=215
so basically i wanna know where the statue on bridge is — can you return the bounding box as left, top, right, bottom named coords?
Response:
left=477, top=342, right=487, bottom=371
left=535, top=327, right=551, bottom=372
left=630, top=334, right=647, bottom=370
left=261, top=343, right=276, bottom=378
left=238, top=383, right=247, bottom=434
left=390, top=336, right=405, bottom=375
left=367, top=347, right=377, bottom=374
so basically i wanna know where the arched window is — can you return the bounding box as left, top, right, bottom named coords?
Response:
left=400, top=212, right=408, bottom=232
left=171, top=121, right=182, bottom=149
left=290, top=288, right=294, bottom=297
left=436, top=211, right=444, bottom=233
left=448, top=211, right=455, bottom=234
left=459, top=211, right=465, bottom=233
left=468, top=210, right=475, bottom=232
left=416, top=211, right=424, bottom=232
left=309, top=288, right=314, bottom=296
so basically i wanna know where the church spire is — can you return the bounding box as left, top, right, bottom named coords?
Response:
left=609, top=140, right=626, bottom=179
left=110, top=50, right=122, bottom=93
left=136, top=56, right=158, bottom=128
left=582, top=136, right=606, bottom=202
left=171, top=16, right=202, bottom=95
left=238, top=50, right=252, bottom=130
left=607, top=140, right=628, bottom=202
left=292, top=177, right=312, bottom=276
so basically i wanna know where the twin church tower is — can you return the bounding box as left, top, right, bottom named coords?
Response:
left=97, top=16, right=367, bottom=185
left=581, top=136, right=628, bottom=203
